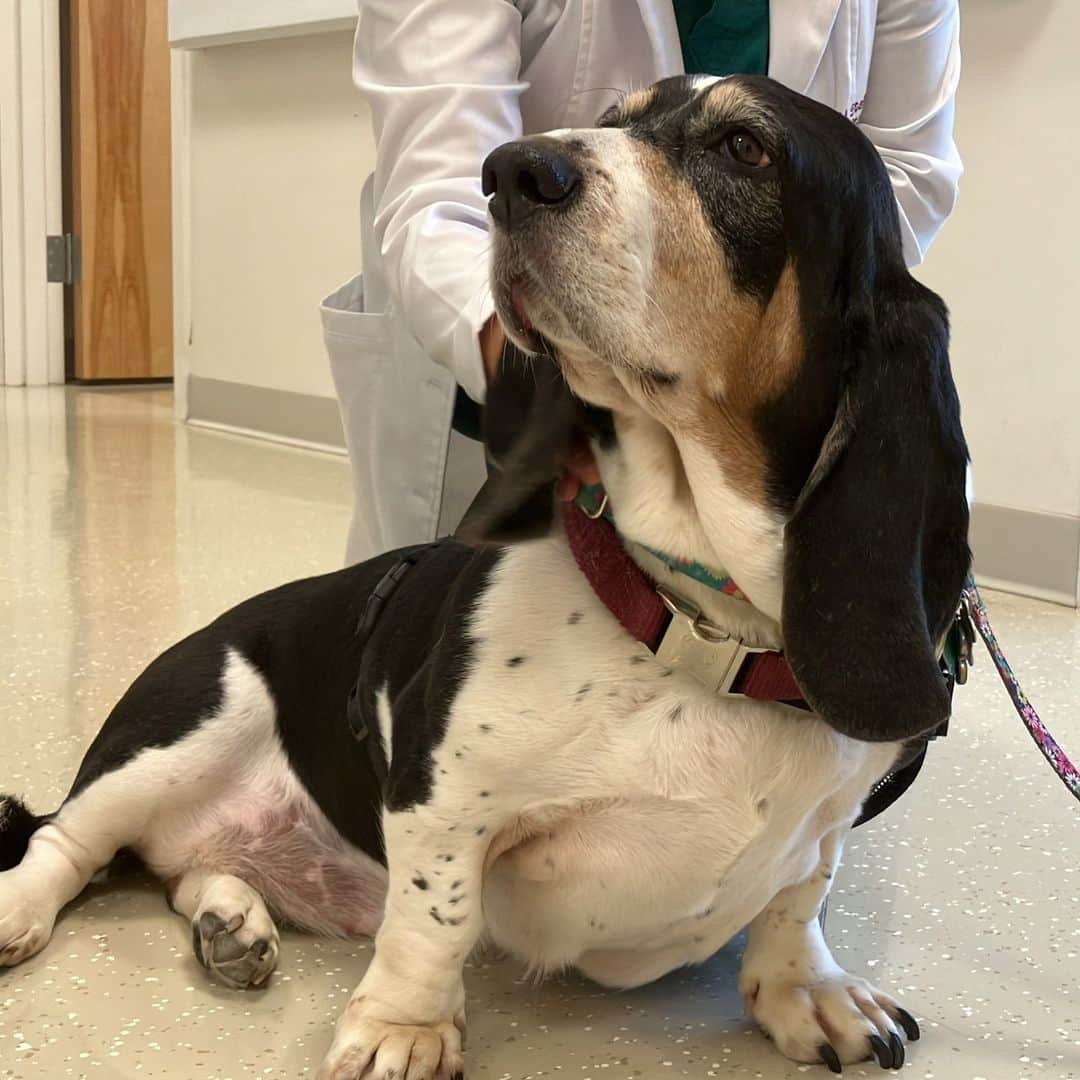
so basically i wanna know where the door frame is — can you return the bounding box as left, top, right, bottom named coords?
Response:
left=0, top=0, right=64, bottom=387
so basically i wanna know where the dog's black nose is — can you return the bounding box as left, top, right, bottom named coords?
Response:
left=482, top=139, right=581, bottom=229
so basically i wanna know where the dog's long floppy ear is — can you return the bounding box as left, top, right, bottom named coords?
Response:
left=456, top=340, right=582, bottom=545
left=782, top=270, right=971, bottom=743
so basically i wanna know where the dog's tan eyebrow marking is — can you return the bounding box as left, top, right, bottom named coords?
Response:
left=702, top=81, right=754, bottom=117
left=690, top=82, right=776, bottom=140
left=608, top=86, right=659, bottom=127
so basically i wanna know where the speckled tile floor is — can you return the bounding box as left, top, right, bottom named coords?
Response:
left=0, top=386, right=1078, bottom=1080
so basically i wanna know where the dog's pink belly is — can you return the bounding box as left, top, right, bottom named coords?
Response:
left=140, top=767, right=387, bottom=938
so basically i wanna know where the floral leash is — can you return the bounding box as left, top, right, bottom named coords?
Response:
left=964, top=576, right=1080, bottom=803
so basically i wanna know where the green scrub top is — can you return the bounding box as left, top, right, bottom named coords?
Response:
left=673, top=0, right=770, bottom=77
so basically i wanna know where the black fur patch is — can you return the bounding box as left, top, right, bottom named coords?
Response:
left=582, top=405, right=617, bottom=452
left=456, top=344, right=582, bottom=546
left=749, top=76, right=972, bottom=740
left=361, top=542, right=504, bottom=814
left=60, top=540, right=503, bottom=865
left=67, top=637, right=228, bottom=799
left=67, top=557, right=408, bottom=863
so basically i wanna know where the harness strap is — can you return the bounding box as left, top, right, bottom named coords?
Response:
left=347, top=548, right=429, bottom=788
left=354, top=553, right=423, bottom=647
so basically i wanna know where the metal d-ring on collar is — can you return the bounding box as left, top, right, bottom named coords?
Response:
left=582, top=492, right=609, bottom=519
left=656, top=584, right=735, bottom=644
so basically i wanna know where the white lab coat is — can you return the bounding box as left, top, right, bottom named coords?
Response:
left=322, top=0, right=961, bottom=563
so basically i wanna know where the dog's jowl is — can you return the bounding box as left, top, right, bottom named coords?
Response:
left=1, top=76, right=967, bottom=1080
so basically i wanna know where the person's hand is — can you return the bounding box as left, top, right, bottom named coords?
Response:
left=558, top=439, right=602, bottom=502
left=479, top=315, right=601, bottom=501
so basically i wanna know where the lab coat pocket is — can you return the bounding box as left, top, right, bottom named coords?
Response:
left=321, top=272, right=395, bottom=558
left=321, top=272, right=390, bottom=440
left=320, top=270, right=458, bottom=560
left=321, top=273, right=390, bottom=368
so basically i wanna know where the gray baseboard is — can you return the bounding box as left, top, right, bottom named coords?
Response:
left=187, top=375, right=345, bottom=451
left=970, top=503, right=1079, bottom=607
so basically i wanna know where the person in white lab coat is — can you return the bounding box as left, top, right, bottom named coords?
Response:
left=321, top=0, right=962, bottom=564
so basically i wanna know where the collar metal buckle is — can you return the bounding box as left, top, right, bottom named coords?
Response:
left=655, top=586, right=768, bottom=694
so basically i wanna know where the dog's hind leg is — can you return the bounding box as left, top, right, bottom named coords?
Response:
left=0, top=769, right=155, bottom=967
left=0, top=742, right=229, bottom=970
left=0, top=646, right=279, bottom=969
left=166, top=868, right=280, bottom=988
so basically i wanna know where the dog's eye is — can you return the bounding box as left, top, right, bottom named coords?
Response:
left=714, top=130, right=771, bottom=168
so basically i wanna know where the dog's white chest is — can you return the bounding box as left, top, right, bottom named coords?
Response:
left=440, top=541, right=899, bottom=982
left=477, top=693, right=889, bottom=980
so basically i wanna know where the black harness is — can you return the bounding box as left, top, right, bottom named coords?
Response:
left=347, top=548, right=430, bottom=790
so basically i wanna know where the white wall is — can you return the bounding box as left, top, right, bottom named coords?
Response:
left=0, top=0, right=64, bottom=387
left=182, top=28, right=374, bottom=401
left=917, top=2, right=1080, bottom=522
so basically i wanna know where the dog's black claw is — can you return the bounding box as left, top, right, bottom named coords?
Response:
left=452, top=1073, right=464, bottom=1080
left=819, top=1043, right=843, bottom=1074
left=895, top=1007, right=920, bottom=1042
left=888, top=1031, right=905, bottom=1069
left=197, top=910, right=227, bottom=942
left=868, top=1034, right=892, bottom=1069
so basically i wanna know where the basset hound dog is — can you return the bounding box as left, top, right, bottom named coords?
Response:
left=0, top=75, right=970, bottom=1078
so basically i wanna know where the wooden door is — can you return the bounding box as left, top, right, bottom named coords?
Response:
left=70, top=0, right=173, bottom=380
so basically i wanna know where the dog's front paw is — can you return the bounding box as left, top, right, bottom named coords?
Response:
left=743, top=972, right=920, bottom=1073
left=318, top=996, right=466, bottom=1080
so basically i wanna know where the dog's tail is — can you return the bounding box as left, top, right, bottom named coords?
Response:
left=0, top=795, right=46, bottom=871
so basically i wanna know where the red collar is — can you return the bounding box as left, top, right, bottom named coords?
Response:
left=561, top=501, right=806, bottom=704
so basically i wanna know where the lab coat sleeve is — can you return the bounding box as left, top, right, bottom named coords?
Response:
left=354, top=0, right=528, bottom=404
left=858, top=0, right=963, bottom=267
